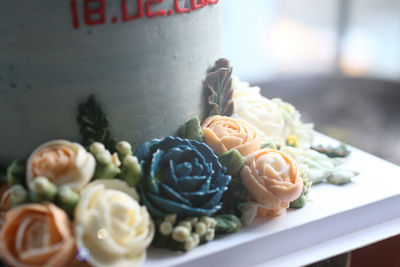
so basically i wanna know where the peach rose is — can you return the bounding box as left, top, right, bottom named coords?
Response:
left=241, top=149, right=303, bottom=216
left=0, top=203, right=75, bottom=267
left=0, top=184, right=11, bottom=229
left=27, top=140, right=95, bottom=191
left=201, top=115, right=261, bottom=156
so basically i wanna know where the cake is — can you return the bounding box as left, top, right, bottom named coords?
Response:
left=0, top=2, right=359, bottom=267
left=0, top=0, right=221, bottom=163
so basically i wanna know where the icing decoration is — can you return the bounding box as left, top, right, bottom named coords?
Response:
left=84, top=0, right=106, bottom=26
left=232, top=95, right=285, bottom=145
left=241, top=149, right=303, bottom=217
left=0, top=203, right=76, bottom=267
left=135, top=136, right=231, bottom=219
left=178, top=116, right=205, bottom=142
left=77, top=95, right=116, bottom=152
left=312, top=144, right=351, bottom=158
left=29, top=177, right=58, bottom=203
left=74, top=179, right=154, bottom=267
left=290, top=164, right=312, bottom=209
left=26, top=140, right=95, bottom=191
left=220, top=178, right=249, bottom=220
left=70, top=0, right=219, bottom=29
left=122, top=0, right=144, bottom=22
left=7, top=159, right=26, bottom=187
left=120, top=155, right=143, bottom=188
left=206, top=59, right=234, bottom=117
left=218, top=149, right=246, bottom=176
left=201, top=115, right=261, bottom=156
left=153, top=214, right=218, bottom=251
left=145, top=0, right=166, bottom=18
left=89, top=142, right=121, bottom=179
left=214, top=214, right=241, bottom=234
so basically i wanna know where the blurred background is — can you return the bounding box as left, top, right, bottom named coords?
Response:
left=222, top=0, right=400, bottom=165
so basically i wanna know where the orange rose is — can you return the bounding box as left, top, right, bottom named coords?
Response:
left=0, top=203, right=75, bottom=267
left=201, top=115, right=261, bottom=156
left=241, top=149, right=303, bottom=216
left=0, top=183, right=11, bottom=229
left=27, top=140, right=95, bottom=191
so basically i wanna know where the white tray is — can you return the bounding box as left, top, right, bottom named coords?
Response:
left=144, top=133, right=400, bottom=267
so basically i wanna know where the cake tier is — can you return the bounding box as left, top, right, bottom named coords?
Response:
left=0, top=0, right=221, bottom=162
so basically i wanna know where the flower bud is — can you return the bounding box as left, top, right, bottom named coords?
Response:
left=97, top=151, right=112, bottom=165
left=178, top=117, right=205, bottom=142
left=120, top=156, right=142, bottom=188
left=9, top=184, right=29, bottom=207
left=159, top=221, right=173, bottom=236
left=205, top=228, right=215, bottom=242
left=30, top=176, right=58, bottom=203
left=178, top=221, right=192, bottom=232
left=200, top=216, right=213, bottom=228
left=191, top=233, right=200, bottom=246
left=93, top=150, right=121, bottom=179
left=184, top=238, right=196, bottom=251
left=187, top=217, right=198, bottom=226
left=195, top=222, right=207, bottom=236
left=172, top=226, right=190, bottom=243
left=90, top=142, right=105, bottom=155
left=7, top=159, right=26, bottom=186
left=116, top=141, right=133, bottom=163
left=57, top=186, right=79, bottom=217
left=218, top=149, right=246, bottom=176
left=164, top=214, right=177, bottom=225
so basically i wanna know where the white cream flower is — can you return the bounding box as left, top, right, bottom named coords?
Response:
left=74, top=180, right=154, bottom=267
left=272, top=98, right=314, bottom=148
left=26, top=140, right=95, bottom=190
left=233, top=95, right=285, bottom=145
left=232, top=77, right=262, bottom=99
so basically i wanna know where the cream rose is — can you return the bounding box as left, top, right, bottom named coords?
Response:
left=233, top=96, right=284, bottom=144
left=74, top=180, right=154, bottom=267
left=27, top=140, right=95, bottom=190
left=0, top=203, right=75, bottom=267
left=201, top=115, right=261, bottom=156
left=241, top=149, right=303, bottom=216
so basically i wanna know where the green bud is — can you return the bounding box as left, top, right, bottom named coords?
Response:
left=30, top=177, right=58, bottom=203
left=93, top=149, right=121, bottom=179
left=195, top=222, right=207, bottom=236
left=90, top=142, right=105, bottom=155
left=9, top=184, right=29, bottom=207
left=214, top=214, right=242, bottom=234
left=290, top=192, right=308, bottom=209
left=120, top=156, right=142, bottom=187
left=218, top=149, right=246, bottom=176
left=57, top=187, right=79, bottom=217
left=172, top=226, right=190, bottom=243
left=178, top=221, right=192, bottom=232
left=187, top=217, right=198, bottom=226
left=164, top=214, right=177, bottom=225
left=204, top=228, right=215, bottom=242
left=7, top=159, right=26, bottom=186
left=178, top=117, right=205, bottom=142
left=159, top=221, right=173, bottom=236
left=116, top=141, right=133, bottom=163
left=97, top=151, right=112, bottom=165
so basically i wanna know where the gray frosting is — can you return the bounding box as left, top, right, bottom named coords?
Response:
left=0, top=1, right=221, bottom=163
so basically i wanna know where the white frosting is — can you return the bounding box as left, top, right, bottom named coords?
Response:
left=0, top=1, right=221, bottom=162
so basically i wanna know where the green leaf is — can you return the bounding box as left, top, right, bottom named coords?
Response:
left=220, top=177, right=249, bottom=218
left=178, top=117, right=205, bottom=142
left=214, top=214, right=242, bottom=234
left=77, top=95, right=116, bottom=152
left=7, top=159, right=27, bottom=187
left=206, top=58, right=234, bottom=117
left=218, top=149, right=246, bottom=176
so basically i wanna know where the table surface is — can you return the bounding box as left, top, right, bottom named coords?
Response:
left=144, top=133, right=400, bottom=267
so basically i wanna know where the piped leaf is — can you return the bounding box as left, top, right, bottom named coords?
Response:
left=77, top=95, right=116, bottom=152
left=311, top=143, right=351, bottom=158
left=206, top=58, right=234, bottom=117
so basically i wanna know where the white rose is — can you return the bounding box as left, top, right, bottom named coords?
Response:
left=75, top=180, right=154, bottom=267
left=26, top=140, right=95, bottom=190
left=272, top=98, right=314, bottom=148
left=233, top=95, right=285, bottom=145
left=232, top=77, right=262, bottom=98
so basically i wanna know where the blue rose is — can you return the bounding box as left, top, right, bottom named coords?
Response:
left=135, top=136, right=231, bottom=219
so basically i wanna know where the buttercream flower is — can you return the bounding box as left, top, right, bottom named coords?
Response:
left=135, top=136, right=231, bottom=219
left=201, top=115, right=261, bottom=156
left=27, top=140, right=95, bottom=190
left=233, top=95, right=285, bottom=144
left=241, top=149, right=303, bottom=216
left=0, top=203, right=75, bottom=267
left=74, top=179, right=154, bottom=267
